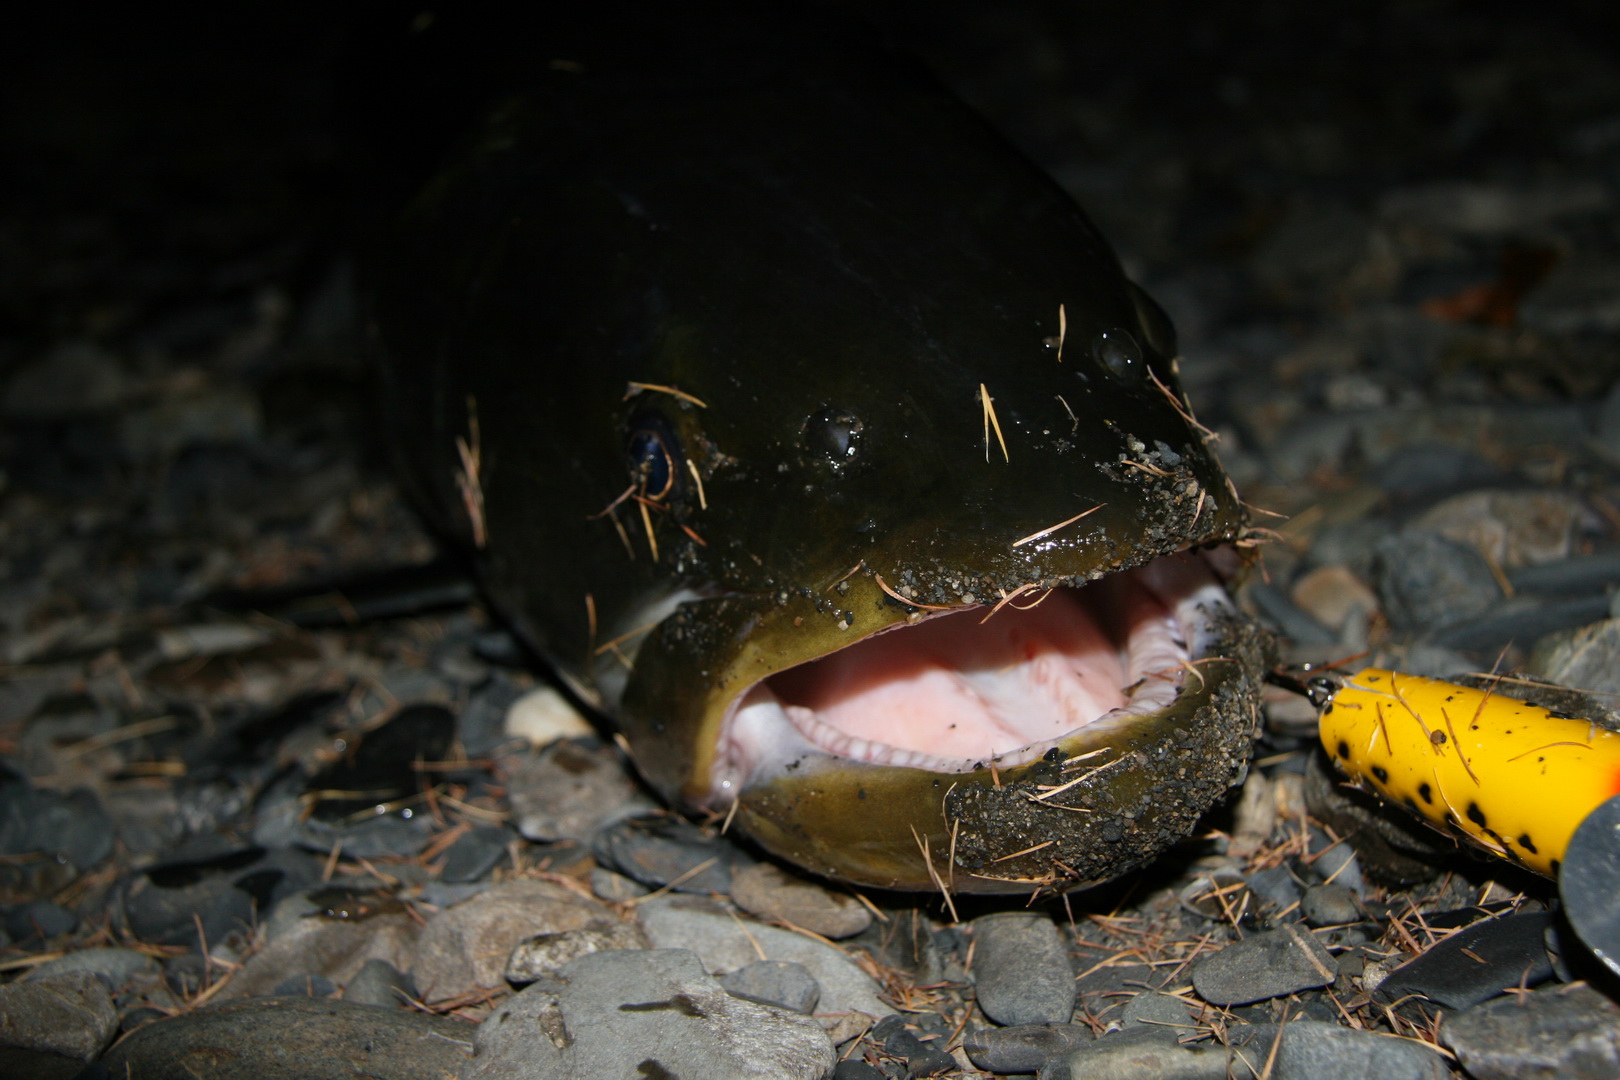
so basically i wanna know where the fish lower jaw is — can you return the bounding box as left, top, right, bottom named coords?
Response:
left=706, top=550, right=1234, bottom=799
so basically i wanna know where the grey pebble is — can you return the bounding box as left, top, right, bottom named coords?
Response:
left=963, top=1023, right=1093, bottom=1074
left=589, top=866, right=650, bottom=901
left=730, top=861, right=873, bottom=939
left=1373, top=530, right=1502, bottom=633
left=592, top=813, right=753, bottom=894
left=637, top=894, right=893, bottom=1026
left=505, top=918, right=650, bottom=985
left=211, top=890, right=420, bottom=1002
left=439, top=824, right=513, bottom=884
left=5, top=898, right=77, bottom=941
left=412, top=879, right=613, bottom=1002
left=99, top=995, right=476, bottom=1080
left=832, top=1061, right=886, bottom=1080
left=870, top=1014, right=956, bottom=1077
left=1245, top=865, right=1303, bottom=914
left=25, top=946, right=161, bottom=993
left=504, top=739, right=653, bottom=843
left=1300, top=883, right=1361, bottom=927
left=1442, top=981, right=1620, bottom=1080
left=720, top=959, right=821, bottom=1014
left=1118, top=990, right=1196, bottom=1035
left=1191, top=924, right=1338, bottom=1006
left=342, top=958, right=417, bottom=1007
left=1375, top=910, right=1555, bottom=1010
left=1229, top=1020, right=1449, bottom=1080
left=470, top=948, right=833, bottom=1080
left=1040, top=1025, right=1229, bottom=1080
left=972, top=912, right=1076, bottom=1025
left=0, top=971, right=119, bottom=1061
left=271, top=973, right=339, bottom=996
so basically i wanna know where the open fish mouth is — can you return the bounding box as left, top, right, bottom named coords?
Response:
left=713, top=549, right=1235, bottom=795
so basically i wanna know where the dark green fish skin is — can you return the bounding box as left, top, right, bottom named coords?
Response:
left=368, top=15, right=1266, bottom=893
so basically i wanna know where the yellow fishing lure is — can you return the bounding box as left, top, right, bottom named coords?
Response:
left=1319, top=667, right=1620, bottom=878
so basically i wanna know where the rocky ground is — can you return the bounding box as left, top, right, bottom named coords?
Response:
left=4, top=2, right=1620, bottom=1078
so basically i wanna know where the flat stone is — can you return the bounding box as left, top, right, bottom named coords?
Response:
left=99, top=995, right=476, bottom=1080
left=1118, top=990, right=1196, bottom=1036
left=720, top=959, right=821, bottom=1014
left=342, top=958, right=418, bottom=1008
left=503, top=737, right=651, bottom=844
left=213, top=895, right=420, bottom=1002
left=1300, top=883, right=1362, bottom=927
left=963, top=1023, right=1092, bottom=1074
left=1040, top=1025, right=1230, bottom=1080
left=25, top=946, right=162, bottom=993
left=636, top=894, right=892, bottom=1026
left=1442, top=981, right=1620, bottom=1079
left=505, top=919, right=649, bottom=984
left=1191, top=924, right=1338, bottom=1006
left=1229, top=1020, right=1449, bottom=1079
left=0, top=971, right=118, bottom=1060
left=730, top=862, right=872, bottom=939
left=971, top=912, right=1076, bottom=1025
left=412, top=879, right=612, bottom=1002
left=869, top=1014, right=955, bottom=1077
left=1375, top=911, right=1555, bottom=1010
left=592, top=813, right=753, bottom=894
left=469, top=948, right=833, bottom=1080
left=439, top=825, right=514, bottom=883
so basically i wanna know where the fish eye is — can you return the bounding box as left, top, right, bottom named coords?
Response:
left=1092, top=328, right=1144, bottom=381
left=805, top=407, right=862, bottom=464
left=626, top=413, right=681, bottom=500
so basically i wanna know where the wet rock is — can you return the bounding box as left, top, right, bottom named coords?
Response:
left=1413, top=490, right=1591, bottom=570
left=0, top=972, right=118, bottom=1060
left=720, top=959, right=821, bottom=1014
left=1040, top=1025, right=1228, bottom=1080
left=962, top=1023, right=1093, bottom=1074
left=99, top=995, right=476, bottom=1080
left=1246, top=864, right=1304, bottom=914
left=971, top=912, right=1076, bottom=1025
left=470, top=948, right=833, bottom=1080
left=272, top=973, right=340, bottom=996
left=1442, top=981, right=1620, bottom=1079
left=1373, top=530, right=1502, bottom=633
left=589, top=867, right=649, bottom=901
left=342, top=958, right=418, bottom=1007
left=1290, top=564, right=1380, bottom=641
left=25, top=946, right=162, bottom=993
left=5, top=899, right=77, bottom=942
left=122, top=844, right=317, bottom=950
left=412, top=879, right=612, bottom=1002
left=439, top=824, right=514, bottom=884
left=1118, top=990, right=1196, bottom=1035
left=870, top=1014, right=956, bottom=1077
left=592, top=813, right=754, bottom=894
left=1376, top=910, right=1556, bottom=1009
left=1529, top=617, right=1620, bottom=696
left=636, top=894, right=893, bottom=1026
left=504, top=737, right=651, bottom=844
left=730, top=862, right=873, bottom=939
left=505, top=919, right=650, bottom=985
left=0, top=775, right=114, bottom=870
left=215, top=889, right=420, bottom=1002
left=1300, top=883, right=1362, bottom=928
left=1228, top=1020, right=1449, bottom=1079
left=1190, top=924, right=1338, bottom=1006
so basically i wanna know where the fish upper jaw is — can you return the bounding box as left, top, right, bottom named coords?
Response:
left=706, top=548, right=1235, bottom=801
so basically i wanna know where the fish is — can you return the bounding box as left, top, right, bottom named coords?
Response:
left=1318, top=667, right=1620, bottom=879
left=363, top=10, right=1268, bottom=893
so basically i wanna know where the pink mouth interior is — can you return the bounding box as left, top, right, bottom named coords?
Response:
left=715, top=553, right=1222, bottom=791
left=767, top=588, right=1132, bottom=760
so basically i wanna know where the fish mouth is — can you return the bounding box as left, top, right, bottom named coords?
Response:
left=710, top=548, right=1235, bottom=799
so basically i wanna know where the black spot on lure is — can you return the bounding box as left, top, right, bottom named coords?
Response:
left=1318, top=667, right=1620, bottom=878
left=365, top=11, right=1266, bottom=893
